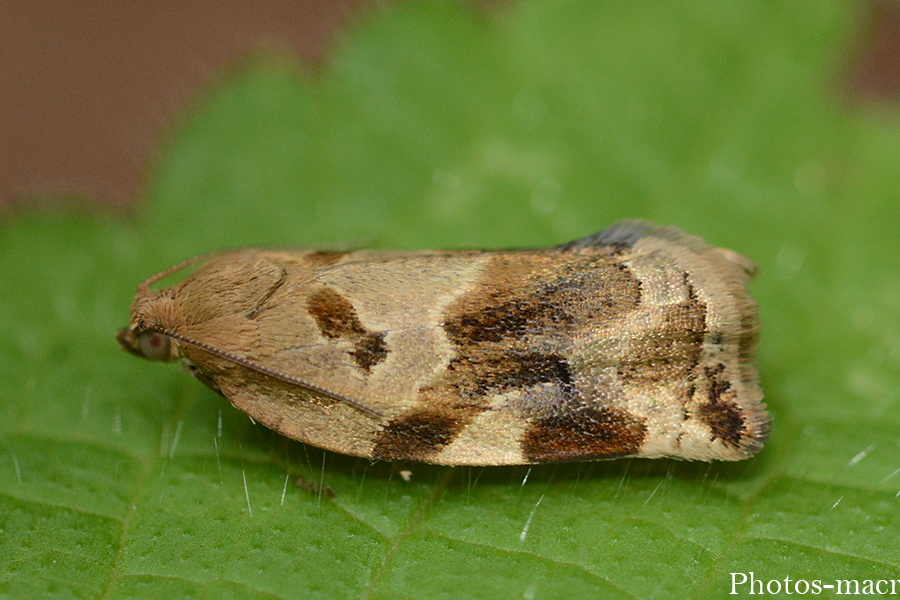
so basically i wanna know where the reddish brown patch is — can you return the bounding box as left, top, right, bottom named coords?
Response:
left=371, top=412, right=462, bottom=461
left=522, top=407, right=647, bottom=462
left=847, top=0, right=900, bottom=99
left=306, top=287, right=366, bottom=339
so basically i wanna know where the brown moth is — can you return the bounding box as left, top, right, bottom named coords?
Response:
left=118, top=220, right=768, bottom=465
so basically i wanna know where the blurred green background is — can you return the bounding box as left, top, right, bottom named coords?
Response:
left=2, top=2, right=900, bottom=598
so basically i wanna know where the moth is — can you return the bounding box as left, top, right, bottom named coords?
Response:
left=118, top=220, right=769, bottom=465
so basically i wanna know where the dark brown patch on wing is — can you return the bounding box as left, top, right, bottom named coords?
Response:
left=307, top=288, right=366, bottom=339
left=698, top=397, right=744, bottom=447
left=704, top=363, right=725, bottom=380
left=306, top=287, right=388, bottom=373
left=350, top=331, right=388, bottom=372
left=420, top=252, right=642, bottom=433
left=697, top=363, right=745, bottom=448
left=371, top=411, right=462, bottom=461
left=442, top=255, right=641, bottom=346
left=440, top=351, right=574, bottom=400
left=707, top=375, right=731, bottom=404
left=522, top=407, right=648, bottom=462
left=443, top=288, right=574, bottom=344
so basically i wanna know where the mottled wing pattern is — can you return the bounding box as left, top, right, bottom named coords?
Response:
left=121, top=220, right=767, bottom=465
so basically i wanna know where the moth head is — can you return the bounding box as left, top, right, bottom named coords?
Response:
left=117, top=324, right=175, bottom=362
left=118, top=285, right=182, bottom=362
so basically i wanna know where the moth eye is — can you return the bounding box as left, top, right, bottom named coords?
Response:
left=137, top=331, right=171, bottom=361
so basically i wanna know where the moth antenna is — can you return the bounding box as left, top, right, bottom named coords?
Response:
left=138, top=249, right=236, bottom=291
left=143, top=323, right=385, bottom=418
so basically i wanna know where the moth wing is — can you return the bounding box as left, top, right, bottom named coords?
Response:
left=174, top=248, right=489, bottom=414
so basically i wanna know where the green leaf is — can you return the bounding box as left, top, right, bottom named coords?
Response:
left=3, top=2, right=900, bottom=598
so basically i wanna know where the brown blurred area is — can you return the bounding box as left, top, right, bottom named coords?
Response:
left=0, top=0, right=372, bottom=213
left=847, top=0, right=900, bottom=99
left=0, top=0, right=896, bottom=216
